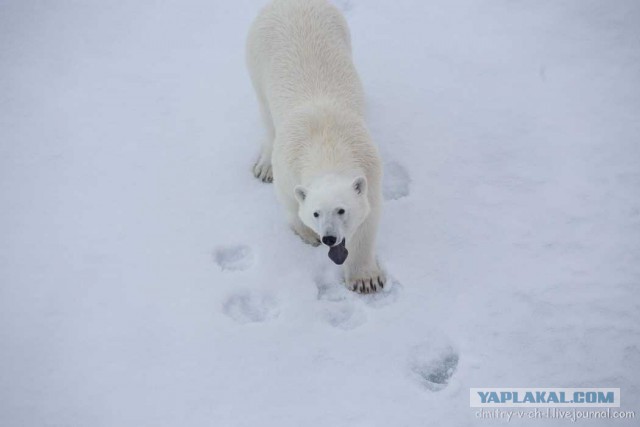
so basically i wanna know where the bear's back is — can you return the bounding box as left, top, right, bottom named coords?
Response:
left=247, top=0, right=364, bottom=127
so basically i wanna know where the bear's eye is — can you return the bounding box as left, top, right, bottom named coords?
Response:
left=337, top=208, right=345, bottom=215
left=313, top=212, right=319, bottom=218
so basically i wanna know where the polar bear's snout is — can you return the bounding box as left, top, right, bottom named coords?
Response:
left=321, top=235, right=337, bottom=246
left=320, top=221, right=342, bottom=247
left=317, top=213, right=346, bottom=247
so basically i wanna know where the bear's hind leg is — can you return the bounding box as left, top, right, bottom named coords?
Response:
left=253, top=92, right=275, bottom=183
left=253, top=137, right=273, bottom=183
left=253, top=150, right=273, bottom=183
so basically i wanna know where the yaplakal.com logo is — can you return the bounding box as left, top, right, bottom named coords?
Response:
left=470, top=388, right=620, bottom=408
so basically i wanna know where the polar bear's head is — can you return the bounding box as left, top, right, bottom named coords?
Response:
left=294, top=175, right=370, bottom=247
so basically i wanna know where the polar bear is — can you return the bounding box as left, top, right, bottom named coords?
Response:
left=247, top=0, right=385, bottom=293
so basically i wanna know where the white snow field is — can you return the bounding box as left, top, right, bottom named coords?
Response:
left=1, top=0, right=639, bottom=425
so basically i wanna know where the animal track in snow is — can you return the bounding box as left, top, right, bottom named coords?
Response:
left=315, top=274, right=401, bottom=329
left=360, top=280, right=402, bottom=308
left=408, top=344, right=459, bottom=391
left=214, top=245, right=253, bottom=271
left=314, top=275, right=363, bottom=329
left=222, top=290, right=279, bottom=324
left=383, top=161, right=411, bottom=201
left=316, top=276, right=351, bottom=302
left=322, top=302, right=367, bottom=330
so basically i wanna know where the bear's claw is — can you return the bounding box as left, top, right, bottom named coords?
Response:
left=349, top=275, right=385, bottom=294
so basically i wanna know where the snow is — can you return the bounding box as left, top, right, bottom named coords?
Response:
left=1, top=0, right=639, bottom=425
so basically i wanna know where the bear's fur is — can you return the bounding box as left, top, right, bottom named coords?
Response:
left=247, top=0, right=385, bottom=293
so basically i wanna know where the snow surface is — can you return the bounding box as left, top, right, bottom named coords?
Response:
left=1, top=0, right=639, bottom=425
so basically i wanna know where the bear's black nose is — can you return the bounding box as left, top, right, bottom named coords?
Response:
left=322, top=235, right=337, bottom=246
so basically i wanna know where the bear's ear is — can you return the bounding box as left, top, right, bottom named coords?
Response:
left=294, top=185, right=307, bottom=203
left=352, top=176, right=367, bottom=196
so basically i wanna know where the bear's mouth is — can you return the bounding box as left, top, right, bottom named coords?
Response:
left=327, top=238, right=348, bottom=265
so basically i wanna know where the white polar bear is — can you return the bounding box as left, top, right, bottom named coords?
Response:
left=247, top=0, right=385, bottom=293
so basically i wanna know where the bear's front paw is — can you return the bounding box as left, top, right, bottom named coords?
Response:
left=253, top=158, right=273, bottom=183
left=291, top=223, right=321, bottom=247
left=347, top=271, right=386, bottom=294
